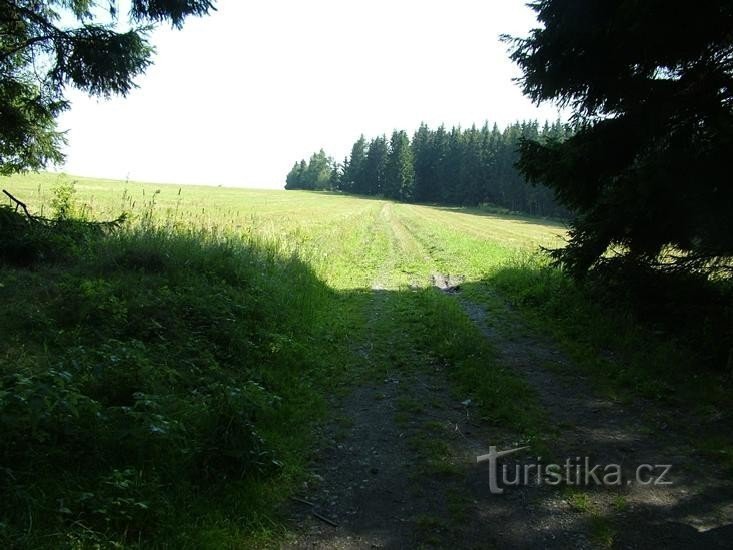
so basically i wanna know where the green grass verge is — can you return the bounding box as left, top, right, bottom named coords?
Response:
left=484, top=255, right=731, bottom=411
left=0, top=225, right=355, bottom=547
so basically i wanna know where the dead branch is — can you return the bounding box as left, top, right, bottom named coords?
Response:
left=2, top=189, right=127, bottom=231
left=289, top=496, right=315, bottom=507
left=311, top=510, right=338, bottom=527
left=3, top=189, right=35, bottom=222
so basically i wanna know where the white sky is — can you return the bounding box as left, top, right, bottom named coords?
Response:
left=57, top=0, right=561, bottom=189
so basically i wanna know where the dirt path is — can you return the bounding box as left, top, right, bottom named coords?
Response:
left=459, top=295, right=733, bottom=548
left=282, top=205, right=733, bottom=549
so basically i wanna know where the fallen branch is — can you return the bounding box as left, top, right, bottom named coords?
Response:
left=289, top=496, right=315, bottom=507
left=311, top=510, right=338, bottom=527
left=3, top=189, right=35, bottom=223
left=2, top=189, right=127, bottom=231
left=290, top=495, right=338, bottom=527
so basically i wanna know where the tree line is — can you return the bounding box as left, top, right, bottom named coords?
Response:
left=285, top=120, right=573, bottom=218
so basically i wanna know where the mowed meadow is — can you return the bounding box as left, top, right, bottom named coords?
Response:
left=6, top=174, right=565, bottom=289
left=1, top=173, right=728, bottom=548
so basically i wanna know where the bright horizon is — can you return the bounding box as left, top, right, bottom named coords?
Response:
left=56, top=0, right=563, bottom=189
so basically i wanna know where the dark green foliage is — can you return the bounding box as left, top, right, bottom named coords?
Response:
left=0, top=225, right=329, bottom=545
left=289, top=121, right=572, bottom=217
left=0, top=0, right=215, bottom=174
left=0, top=181, right=125, bottom=265
left=584, top=257, right=733, bottom=368
left=285, top=159, right=308, bottom=189
left=489, top=255, right=733, bottom=387
left=340, top=135, right=367, bottom=192
left=507, top=0, right=733, bottom=277
left=285, top=150, right=336, bottom=190
left=384, top=130, right=414, bottom=201
left=0, top=205, right=37, bottom=263
left=0, top=204, right=97, bottom=264
left=361, top=135, right=388, bottom=196
left=411, top=123, right=436, bottom=202
left=329, top=160, right=343, bottom=190
left=303, top=149, right=334, bottom=190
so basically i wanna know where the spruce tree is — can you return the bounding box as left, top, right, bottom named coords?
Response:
left=0, top=0, right=215, bottom=174
left=362, top=136, right=388, bottom=196
left=285, top=161, right=303, bottom=189
left=343, top=135, right=367, bottom=193
left=384, top=130, right=414, bottom=201
left=507, top=0, right=733, bottom=276
left=412, top=123, right=434, bottom=202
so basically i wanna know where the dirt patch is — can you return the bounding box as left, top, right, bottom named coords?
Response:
left=283, top=378, right=414, bottom=548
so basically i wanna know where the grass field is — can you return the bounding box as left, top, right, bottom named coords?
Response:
left=1, top=172, right=729, bottom=548
left=4, top=172, right=566, bottom=258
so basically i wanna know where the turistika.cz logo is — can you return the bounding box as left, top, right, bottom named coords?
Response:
left=476, top=446, right=673, bottom=495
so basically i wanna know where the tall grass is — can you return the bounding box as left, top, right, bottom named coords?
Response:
left=0, top=207, right=342, bottom=546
